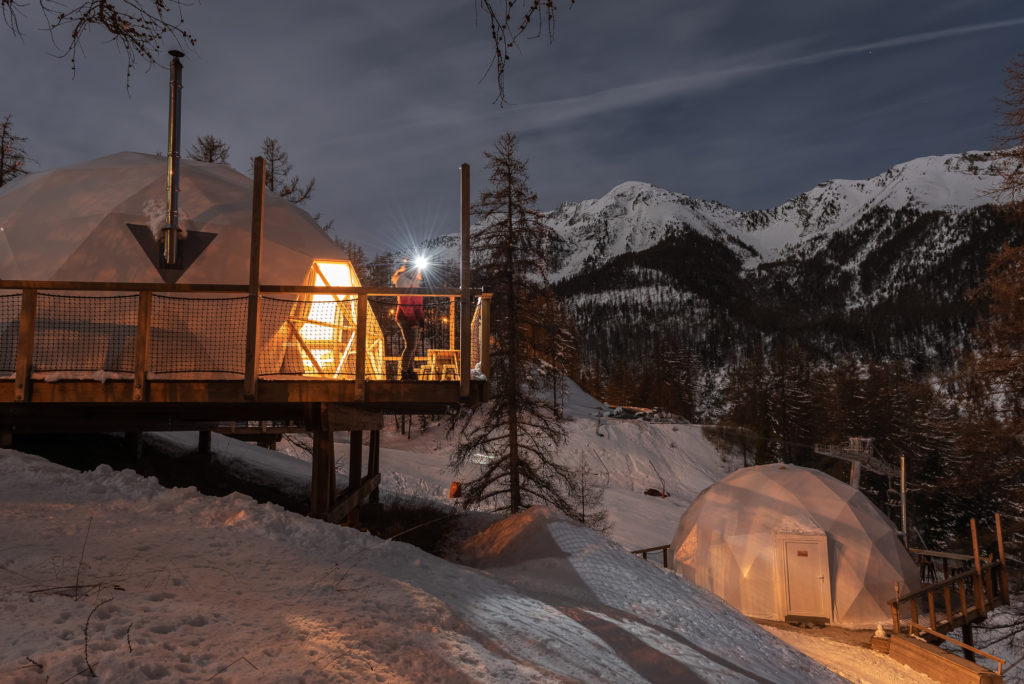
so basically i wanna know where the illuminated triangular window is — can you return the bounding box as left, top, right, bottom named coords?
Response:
left=287, top=260, right=384, bottom=378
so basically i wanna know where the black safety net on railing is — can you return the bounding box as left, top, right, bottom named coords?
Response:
left=150, top=295, right=247, bottom=375
left=33, top=293, right=137, bottom=373
left=0, top=294, right=21, bottom=373
left=366, top=295, right=464, bottom=381
left=1, top=291, right=475, bottom=380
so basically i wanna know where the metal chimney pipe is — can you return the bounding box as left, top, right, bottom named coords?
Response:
left=163, top=49, right=185, bottom=269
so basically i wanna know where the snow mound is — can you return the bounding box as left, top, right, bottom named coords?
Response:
left=458, top=506, right=844, bottom=682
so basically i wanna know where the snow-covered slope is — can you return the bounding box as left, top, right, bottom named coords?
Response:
left=162, top=378, right=727, bottom=552
left=0, top=450, right=842, bottom=683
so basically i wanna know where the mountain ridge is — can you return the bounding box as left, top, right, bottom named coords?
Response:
left=545, top=149, right=1003, bottom=282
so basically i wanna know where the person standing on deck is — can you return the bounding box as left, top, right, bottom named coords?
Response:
left=392, top=259, right=424, bottom=380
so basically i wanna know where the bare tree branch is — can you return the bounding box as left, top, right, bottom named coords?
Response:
left=2, top=0, right=196, bottom=84
left=476, top=0, right=572, bottom=106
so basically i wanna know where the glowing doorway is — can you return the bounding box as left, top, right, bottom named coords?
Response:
left=289, top=260, right=384, bottom=378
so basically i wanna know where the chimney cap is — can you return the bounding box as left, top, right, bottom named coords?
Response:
left=168, top=49, right=185, bottom=58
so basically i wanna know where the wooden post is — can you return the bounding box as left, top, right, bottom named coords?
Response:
left=927, top=592, right=936, bottom=631
left=310, top=403, right=335, bottom=518
left=368, top=429, right=380, bottom=505
left=480, top=295, right=491, bottom=379
left=448, top=296, right=456, bottom=350
left=849, top=460, right=861, bottom=489
left=957, top=580, right=969, bottom=627
left=348, top=429, right=363, bottom=526
left=892, top=582, right=901, bottom=635
left=349, top=430, right=363, bottom=489
left=134, top=291, right=152, bottom=401
left=995, top=513, right=1009, bottom=605
left=970, top=518, right=987, bottom=619
left=459, top=162, right=471, bottom=398
left=962, top=623, right=976, bottom=663
left=14, top=288, right=36, bottom=402
left=125, top=432, right=143, bottom=460
left=355, top=294, right=366, bottom=399
left=244, top=156, right=266, bottom=400
left=942, top=585, right=952, bottom=626
left=197, top=430, right=212, bottom=455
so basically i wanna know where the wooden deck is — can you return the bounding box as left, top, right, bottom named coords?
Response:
left=0, top=278, right=492, bottom=521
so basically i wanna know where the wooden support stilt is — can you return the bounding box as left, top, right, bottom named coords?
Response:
left=961, top=623, right=976, bottom=663
left=368, top=429, right=380, bottom=505
left=349, top=430, right=363, bottom=487
left=125, top=432, right=143, bottom=460
left=347, top=430, right=363, bottom=526
left=197, top=430, right=212, bottom=455
left=310, top=403, right=335, bottom=518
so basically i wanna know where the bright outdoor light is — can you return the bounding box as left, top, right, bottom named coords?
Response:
left=413, top=254, right=430, bottom=271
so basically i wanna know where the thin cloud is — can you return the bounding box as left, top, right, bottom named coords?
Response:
left=511, top=15, right=1024, bottom=132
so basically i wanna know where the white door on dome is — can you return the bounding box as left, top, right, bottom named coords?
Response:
left=778, top=534, right=831, bottom=623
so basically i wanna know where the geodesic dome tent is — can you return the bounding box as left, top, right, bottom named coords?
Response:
left=670, top=464, right=920, bottom=628
left=0, top=152, right=385, bottom=379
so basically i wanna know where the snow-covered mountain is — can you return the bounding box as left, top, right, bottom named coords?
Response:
left=547, top=150, right=1003, bottom=279
left=422, top=150, right=1019, bottom=416
left=542, top=151, right=1020, bottom=416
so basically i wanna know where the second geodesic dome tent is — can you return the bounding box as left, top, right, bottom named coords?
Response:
left=0, top=151, right=385, bottom=378
left=670, top=463, right=921, bottom=628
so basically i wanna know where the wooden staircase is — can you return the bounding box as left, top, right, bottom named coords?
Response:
left=885, top=515, right=1010, bottom=683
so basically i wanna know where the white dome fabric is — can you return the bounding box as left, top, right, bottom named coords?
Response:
left=0, top=153, right=384, bottom=379
left=670, top=463, right=921, bottom=628
left=0, top=151, right=346, bottom=284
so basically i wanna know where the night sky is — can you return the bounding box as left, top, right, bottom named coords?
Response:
left=4, top=1, right=1023, bottom=256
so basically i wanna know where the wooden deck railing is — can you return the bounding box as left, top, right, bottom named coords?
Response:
left=0, top=279, right=492, bottom=404
left=631, top=544, right=671, bottom=568
left=906, top=622, right=1006, bottom=675
left=890, top=515, right=1010, bottom=638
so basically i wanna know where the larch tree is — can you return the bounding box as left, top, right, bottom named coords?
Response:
left=994, top=54, right=1024, bottom=212
left=250, top=138, right=315, bottom=206
left=477, top=0, right=574, bottom=105
left=0, top=114, right=31, bottom=187
left=1, top=0, right=194, bottom=80
left=451, top=131, right=578, bottom=517
left=187, top=135, right=230, bottom=165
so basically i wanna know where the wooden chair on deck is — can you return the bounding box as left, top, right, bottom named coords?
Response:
left=416, top=349, right=459, bottom=381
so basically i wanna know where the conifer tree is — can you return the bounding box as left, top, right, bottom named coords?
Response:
left=994, top=55, right=1024, bottom=213
left=0, top=115, right=31, bottom=187
left=250, top=138, right=315, bottom=205
left=187, top=135, right=230, bottom=165
left=451, top=132, right=577, bottom=517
